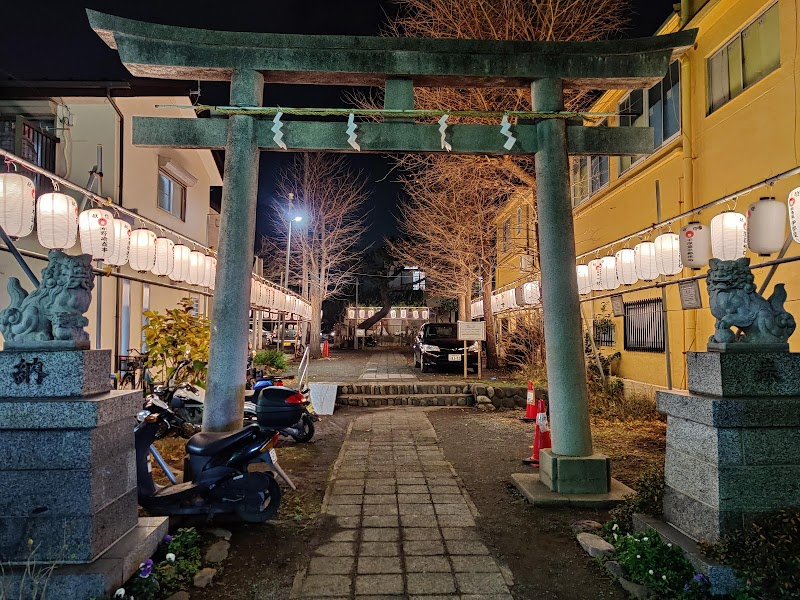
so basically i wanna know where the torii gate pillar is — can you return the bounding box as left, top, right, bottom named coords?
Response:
left=533, top=78, right=608, bottom=493
left=203, top=69, right=264, bottom=432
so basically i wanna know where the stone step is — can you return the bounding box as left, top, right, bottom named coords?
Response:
left=337, top=394, right=474, bottom=408
left=338, top=383, right=472, bottom=396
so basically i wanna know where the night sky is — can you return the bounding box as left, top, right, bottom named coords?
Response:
left=1, top=0, right=676, bottom=248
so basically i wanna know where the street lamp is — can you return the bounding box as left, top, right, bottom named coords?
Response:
left=279, top=193, right=303, bottom=346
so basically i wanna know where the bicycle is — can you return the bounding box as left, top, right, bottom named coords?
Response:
left=118, top=348, right=154, bottom=394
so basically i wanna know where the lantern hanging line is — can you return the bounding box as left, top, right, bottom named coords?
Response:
left=576, top=164, right=800, bottom=262
left=0, top=148, right=214, bottom=256
left=0, top=148, right=307, bottom=308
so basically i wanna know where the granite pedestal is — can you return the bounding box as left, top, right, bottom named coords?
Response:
left=658, top=351, right=800, bottom=543
left=0, top=349, right=167, bottom=598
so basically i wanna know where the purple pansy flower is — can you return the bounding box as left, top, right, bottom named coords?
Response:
left=139, top=558, right=153, bottom=578
left=163, top=534, right=173, bottom=543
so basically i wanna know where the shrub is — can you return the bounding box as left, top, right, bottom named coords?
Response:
left=603, top=465, right=665, bottom=535
left=142, top=298, right=210, bottom=384
left=613, top=531, right=702, bottom=598
left=253, top=349, right=289, bottom=372
left=703, top=508, right=800, bottom=599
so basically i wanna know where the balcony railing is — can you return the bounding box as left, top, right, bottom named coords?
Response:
left=0, top=116, right=59, bottom=193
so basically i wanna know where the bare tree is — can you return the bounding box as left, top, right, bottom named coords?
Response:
left=361, top=0, right=628, bottom=369
left=275, top=153, right=370, bottom=359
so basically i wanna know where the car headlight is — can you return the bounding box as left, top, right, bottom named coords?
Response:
left=468, top=341, right=480, bottom=352
left=420, top=344, right=440, bottom=352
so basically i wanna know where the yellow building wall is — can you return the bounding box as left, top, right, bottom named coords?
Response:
left=493, top=0, right=800, bottom=390
left=574, top=0, right=800, bottom=389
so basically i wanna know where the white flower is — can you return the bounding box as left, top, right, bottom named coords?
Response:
left=648, top=569, right=654, bottom=575
left=166, top=553, right=176, bottom=563
left=662, top=575, right=667, bottom=580
left=114, top=590, right=126, bottom=599
left=636, top=554, right=641, bottom=559
left=667, top=543, right=672, bottom=547
left=643, top=537, right=649, bottom=541
left=612, top=524, right=619, bottom=531
left=613, top=533, right=618, bottom=540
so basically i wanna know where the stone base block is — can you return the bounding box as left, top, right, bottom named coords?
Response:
left=657, top=389, right=800, bottom=428
left=632, top=513, right=738, bottom=596
left=539, top=449, right=611, bottom=494
left=0, top=389, right=142, bottom=430
left=0, top=489, right=138, bottom=564
left=687, top=351, right=800, bottom=397
left=511, top=472, right=631, bottom=508
left=0, top=349, right=111, bottom=398
left=0, top=516, right=168, bottom=600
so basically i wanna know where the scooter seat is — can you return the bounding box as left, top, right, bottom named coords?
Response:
left=186, top=425, right=260, bottom=456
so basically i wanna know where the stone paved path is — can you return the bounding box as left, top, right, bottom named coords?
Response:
left=295, top=410, right=513, bottom=599
left=360, top=352, right=418, bottom=381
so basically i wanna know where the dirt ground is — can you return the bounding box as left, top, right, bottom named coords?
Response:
left=160, top=405, right=664, bottom=599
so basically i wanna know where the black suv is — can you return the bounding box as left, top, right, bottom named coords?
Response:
left=413, top=322, right=479, bottom=373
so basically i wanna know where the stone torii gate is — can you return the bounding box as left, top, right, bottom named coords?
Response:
left=89, top=10, right=695, bottom=496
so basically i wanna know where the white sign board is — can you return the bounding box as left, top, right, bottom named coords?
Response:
left=355, top=328, right=366, bottom=337
left=610, top=294, right=625, bottom=317
left=679, top=280, right=703, bottom=310
left=457, top=321, right=486, bottom=341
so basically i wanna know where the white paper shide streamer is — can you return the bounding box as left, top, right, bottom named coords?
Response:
left=346, top=113, right=361, bottom=151
left=500, top=115, right=517, bottom=150
left=438, top=115, right=452, bottom=152
left=272, top=112, right=287, bottom=150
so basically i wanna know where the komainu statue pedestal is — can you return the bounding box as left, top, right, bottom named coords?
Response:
left=0, top=348, right=167, bottom=598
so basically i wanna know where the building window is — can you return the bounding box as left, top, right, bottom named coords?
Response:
left=502, top=219, right=511, bottom=252
left=593, top=319, right=616, bottom=347
left=623, top=298, right=665, bottom=353
left=708, top=2, right=779, bottom=114
left=619, top=61, right=681, bottom=173
left=157, top=170, right=186, bottom=220
left=571, top=155, right=609, bottom=207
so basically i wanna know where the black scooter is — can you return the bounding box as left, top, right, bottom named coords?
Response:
left=135, top=397, right=288, bottom=522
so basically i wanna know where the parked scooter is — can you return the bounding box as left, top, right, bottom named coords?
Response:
left=244, top=379, right=317, bottom=443
left=135, top=396, right=290, bottom=522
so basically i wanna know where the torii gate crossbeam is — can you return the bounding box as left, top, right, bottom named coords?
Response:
left=89, top=9, right=696, bottom=496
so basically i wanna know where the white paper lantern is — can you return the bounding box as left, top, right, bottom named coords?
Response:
left=523, top=280, right=541, bottom=304
left=390, top=309, right=397, bottom=319
left=250, top=279, right=259, bottom=305
left=747, top=197, right=786, bottom=255
left=79, top=208, right=115, bottom=261
left=151, top=237, right=175, bottom=277
left=576, top=265, right=592, bottom=295
left=171, top=245, right=191, bottom=281
left=348, top=308, right=356, bottom=319
left=422, top=310, right=429, bottom=319
left=599, top=256, right=619, bottom=290
left=129, top=229, right=157, bottom=272
left=260, top=283, right=269, bottom=307
left=654, top=233, right=682, bottom=276
left=208, top=258, right=217, bottom=290
left=0, top=173, right=36, bottom=238
left=588, top=259, right=603, bottom=291
left=106, top=220, right=131, bottom=266
left=186, top=251, right=205, bottom=285
left=615, top=249, right=638, bottom=285
left=37, top=192, right=78, bottom=250
left=634, top=241, right=659, bottom=281
left=789, top=187, right=800, bottom=243
left=400, top=309, right=407, bottom=318
left=711, top=211, right=747, bottom=260
left=679, top=222, right=711, bottom=269
left=201, top=254, right=216, bottom=287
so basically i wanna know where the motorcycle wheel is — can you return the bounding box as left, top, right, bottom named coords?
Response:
left=237, top=472, right=282, bottom=523
left=291, top=413, right=315, bottom=443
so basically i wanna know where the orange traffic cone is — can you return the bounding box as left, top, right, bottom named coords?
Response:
left=322, top=340, right=330, bottom=357
left=522, top=399, right=552, bottom=466
left=520, top=381, right=536, bottom=422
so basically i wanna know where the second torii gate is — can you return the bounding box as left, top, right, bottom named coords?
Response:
left=89, top=9, right=695, bottom=496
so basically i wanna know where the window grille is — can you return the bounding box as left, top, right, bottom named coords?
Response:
left=624, top=298, right=665, bottom=353
left=592, top=321, right=616, bottom=347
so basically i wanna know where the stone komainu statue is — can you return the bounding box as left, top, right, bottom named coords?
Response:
left=707, top=257, right=796, bottom=347
left=0, top=251, right=94, bottom=348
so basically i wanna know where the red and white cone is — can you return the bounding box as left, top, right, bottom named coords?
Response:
left=522, top=399, right=552, bottom=466
left=322, top=340, right=330, bottom=357
left=521, top=380, right=536, bottom=422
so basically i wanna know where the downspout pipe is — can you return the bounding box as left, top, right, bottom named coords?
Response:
left=106, top=90, right=125, bottom=361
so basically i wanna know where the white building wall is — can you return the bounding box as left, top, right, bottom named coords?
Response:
left=0, top=94, right=222, bottom=371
